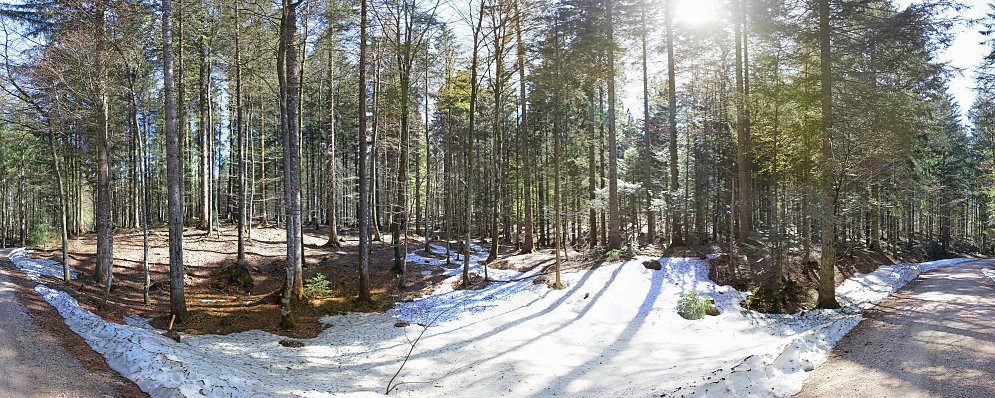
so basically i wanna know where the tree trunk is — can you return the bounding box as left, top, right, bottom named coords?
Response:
left=817, top=0, right=840, bottom=309
left=325, top=41, right=341, bottom=247
left=199, top=37, right=211, bottom=231
left=93, top=2, right=114, bottom=291
left=665, top=0, right=684, bottom=247
left=516, top=0, right=534, bottom=254
left=606, top=0, right=622, bottom=250
left=357, top=0, right=372, bottom=301
left=734, top=0, right=753, bottom=241
left=278, top=0, right=304, bottom=328
left=640, top=1, right=655, bottom=245
left=163, top=0, right=188, bottom=321
left=235, top=2, right=247, bottom=264
left=464, top=2, right=485, bottom=286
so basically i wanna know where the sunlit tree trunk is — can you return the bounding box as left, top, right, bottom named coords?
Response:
left=357, top=0, right=372, bottom=301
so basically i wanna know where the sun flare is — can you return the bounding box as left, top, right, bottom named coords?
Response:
left=673, top=0, right=723, bottom=27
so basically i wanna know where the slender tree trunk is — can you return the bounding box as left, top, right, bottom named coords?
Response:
left=235, top=2, right=247, bottom=264
left=93, top=2, right=114, bottom=292
left=665, top=0, right=684, bottom=246
left=606, top=0, right=622, bottom=250
left=464, top=2, right=485, bottom=286
left=199, top=37, right=211, bottom=230
left=587, top=90, right=597, bottom=249
left=640, top=0, right=655, bottom=245
left=46, top=133, right=70, bottom=283
left=423, top=45, right=431, bottom=250
left=734, top=0, right=754, bottom=240
left=515, top=0, right=534, bottom=253
left=817, top=0, right=840, bottom=309
left=552, top=24, right=563, bottom=287
left=163, top=0, right=188, bottom=321
left=870, top=182, right=880, bottom=250
left=326, top=42, right=341, bottom=247
left=357, top=0, right=372, bottom=301
left=487, top=17, right=507, bottom=263
left=139, top=106, right=151, bottom=306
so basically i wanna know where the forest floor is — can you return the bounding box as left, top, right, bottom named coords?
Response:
left=9, top=237, right=975, bottom=397
left=8, top=229, right=982, bottom=397
left=796, top=259, right=995, bottom=397
left=28, top=225, right=582, bottom=338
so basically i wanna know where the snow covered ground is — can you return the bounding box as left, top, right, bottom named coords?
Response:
left=982, top=268, right=995, bottom=283
left=6, top=247, right=974, bottom=398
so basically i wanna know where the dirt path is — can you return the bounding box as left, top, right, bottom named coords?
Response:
left=797, top=260, right=995, bottom=398
left=0, top=250, right=145, bottom=398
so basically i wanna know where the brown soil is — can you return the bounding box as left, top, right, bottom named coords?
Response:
left=28, top=225, right=521, bottom=339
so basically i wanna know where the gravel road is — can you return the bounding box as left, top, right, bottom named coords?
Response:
left=796, top=260, right=995, bottom=398
left=0, top=250, right=142, bottom=398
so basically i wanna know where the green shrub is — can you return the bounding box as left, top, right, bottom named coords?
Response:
left=304, top=275, right=334, bottom=299
left=27, top=224, right=56, bottom=246
left=678, top=290, right=717, bottom=320
left=606, top=248, right=622, bottom=261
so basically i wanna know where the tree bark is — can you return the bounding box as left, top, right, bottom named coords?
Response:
left=515, top=0, right=534, bottom=253
left=235, top=1, right=247, bottom=264
left=326, top=40, right=341, bottom=247
left=93, top=1, right=114, bottom=291
left=199, top=37, right=211, bottom=230
left=606, top=0, right=622, bottom=250
left=817, top=0, right=840, bottom=309
left=278, top=0, right=304, bottom=328
left=665, top=0, right=684, bottom=246
left=640, top=0, right=655, bottom=245
left=357, top=0, right=372, bottom=301
left=163, top=0, right=188, bottom=321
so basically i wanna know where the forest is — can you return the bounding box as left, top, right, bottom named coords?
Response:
left=0, top=0, right=995, bottom=395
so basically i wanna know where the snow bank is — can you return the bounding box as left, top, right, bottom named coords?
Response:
left=8, top=248, right=76, bottom=280
left=673, top=257, right=974, bottom=397
left=8, top=248, right=275, bottom=397
left=983, top=268, right=995, bottom=283
left=34, top=285, right=272, bottom=397
left=6, top=246, right=974, bottom=398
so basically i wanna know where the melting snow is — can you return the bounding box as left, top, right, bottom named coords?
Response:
left=982, top=268, right=995, bottom=283
left=5, top=246, right=973, bottom=397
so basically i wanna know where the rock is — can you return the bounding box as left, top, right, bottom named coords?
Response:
left=394, top=321, right=410, bottom=328
left=279, top=339, right=305, bottom=348
left=163, top=330, right=181, bottom=342
left=642, top=260, right=662, bottom=270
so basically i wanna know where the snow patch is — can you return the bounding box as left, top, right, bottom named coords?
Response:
left=982, top=268, right=995, bottom=283
left=6, top=245, right=974, bottom=398
left=8, top=248, right=76, bottom=281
